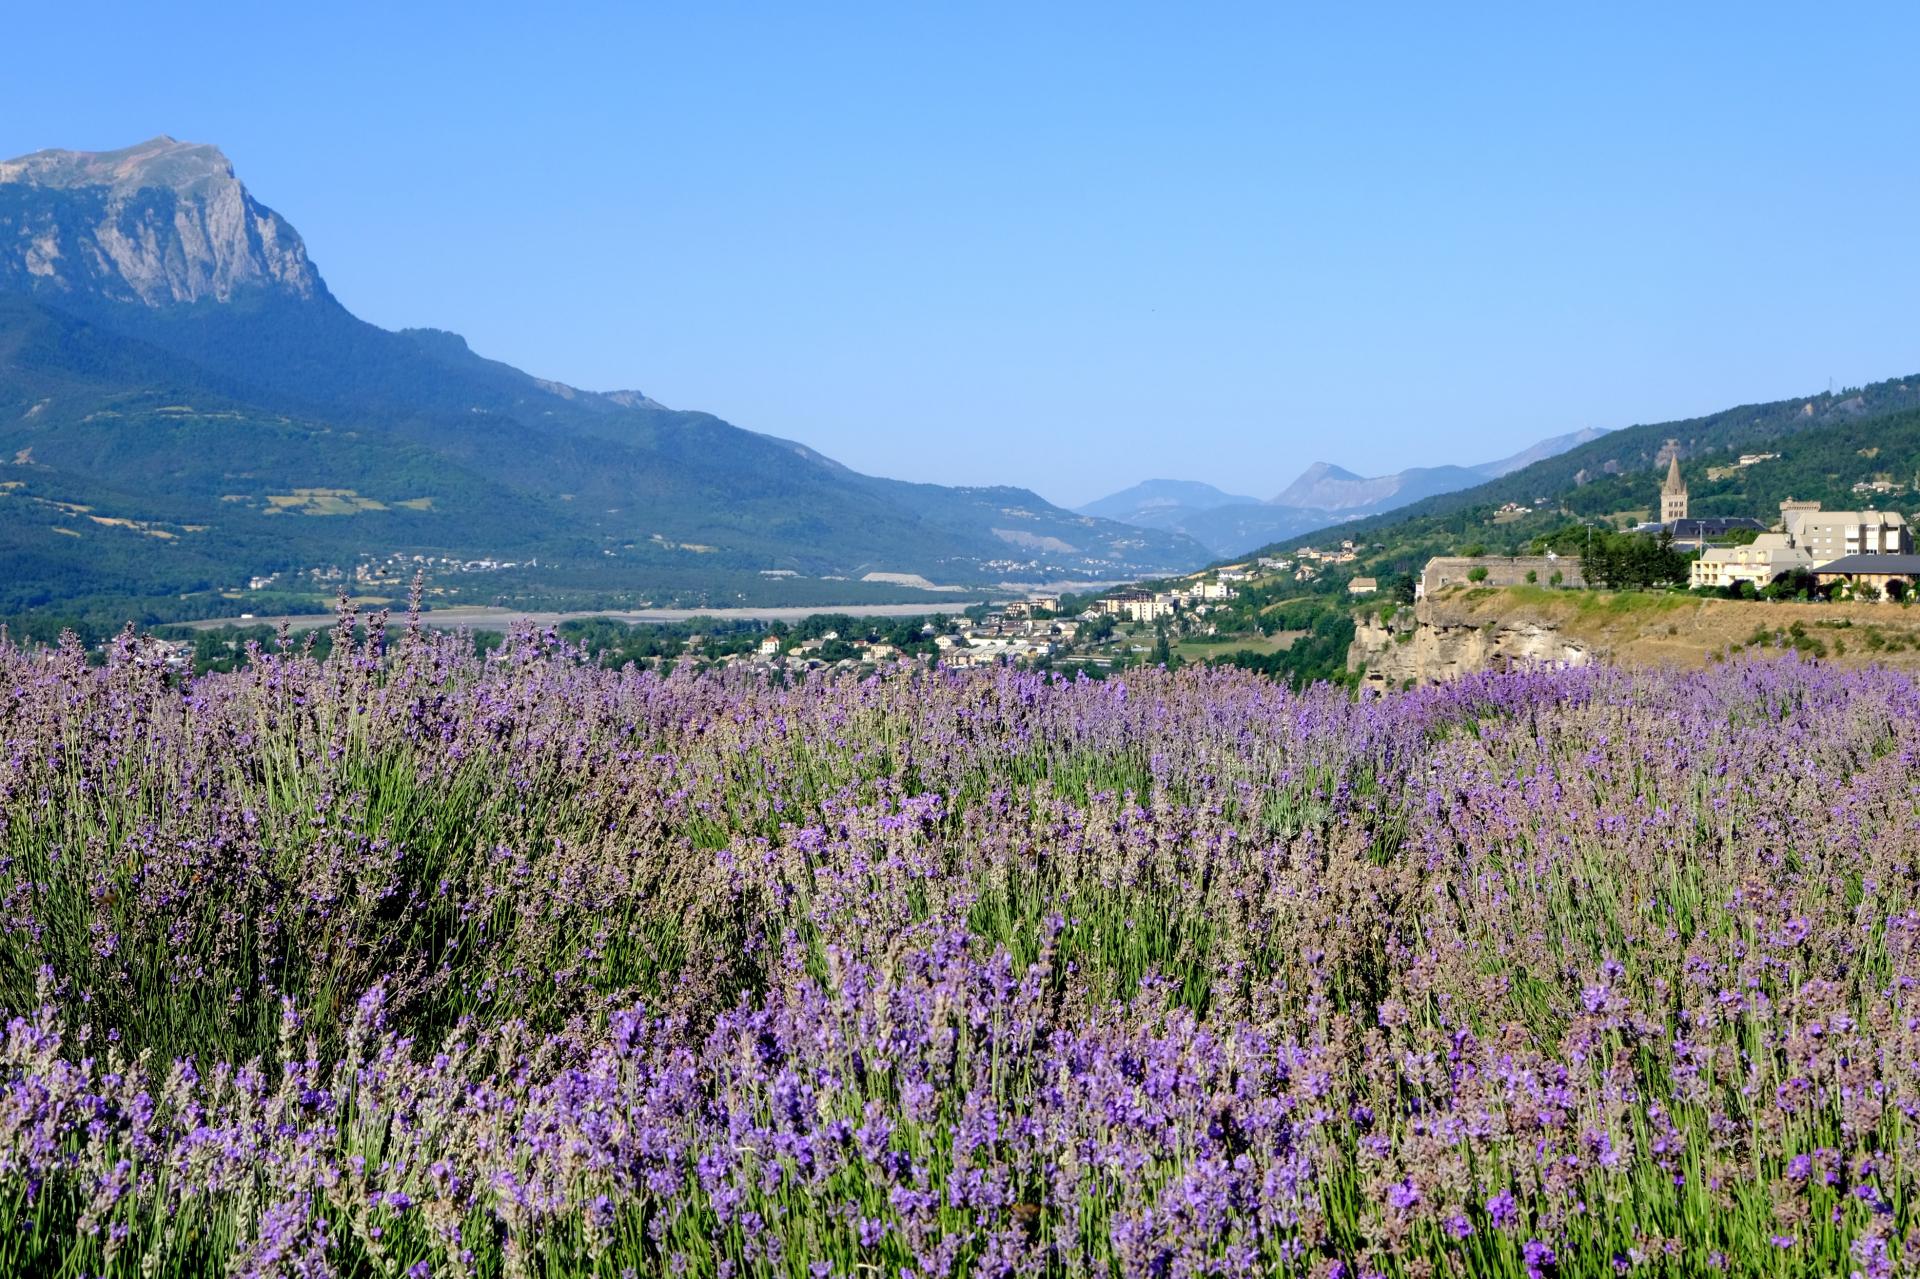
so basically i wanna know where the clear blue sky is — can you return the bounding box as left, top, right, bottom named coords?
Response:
left=4, top=2, right=1917, bottom=507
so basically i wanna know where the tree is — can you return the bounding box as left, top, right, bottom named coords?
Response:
left=1580, top=529, right=1689, bottom=591
left=1762, top=568, right=1819, bottom=601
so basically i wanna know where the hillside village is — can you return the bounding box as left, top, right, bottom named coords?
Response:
left=896, top=436, right=1920, bottom=688
left=605, top=445, right=1920, bottom=684
left=1404, top=448, right=1914, bottom=599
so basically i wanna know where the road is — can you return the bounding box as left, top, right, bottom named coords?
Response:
left=179, top=601, right=992, bottom=633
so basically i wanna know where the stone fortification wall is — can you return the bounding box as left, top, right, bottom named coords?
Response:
left=1420, top=556, right=1586, bottom=598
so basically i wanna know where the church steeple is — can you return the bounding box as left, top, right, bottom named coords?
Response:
left=1660, top=450, right=1688, bottom=523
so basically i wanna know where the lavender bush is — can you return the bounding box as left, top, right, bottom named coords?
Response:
left=3, top=607, right=1917, bottom=1277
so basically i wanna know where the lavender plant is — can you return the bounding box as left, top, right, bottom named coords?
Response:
left=2, top=608, right=1916, bottom=1277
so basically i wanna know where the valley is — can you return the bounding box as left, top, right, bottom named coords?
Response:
left=0, top=138, right=1209, bottom=627
left=177, top=599, right=990, bottom=633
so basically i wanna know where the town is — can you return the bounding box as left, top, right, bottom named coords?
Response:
left=884, top=440, right=1920, bottom=684
left=121, top=439, right=1920, bottom=687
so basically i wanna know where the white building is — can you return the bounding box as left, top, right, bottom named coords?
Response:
left=1688, top=533, right=1815, bottom=591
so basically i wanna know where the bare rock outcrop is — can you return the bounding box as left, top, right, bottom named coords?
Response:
left=0, top=136, right=321, bottom=306
left=1349, top=596, right=1595, bottom=688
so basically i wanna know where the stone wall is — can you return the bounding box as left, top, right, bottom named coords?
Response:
left=1420, top=556, right=1585, bottom=599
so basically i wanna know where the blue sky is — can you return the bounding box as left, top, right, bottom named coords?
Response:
left=4, top=2, right=1917, bottom=507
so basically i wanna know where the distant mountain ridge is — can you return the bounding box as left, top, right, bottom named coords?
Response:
left=1077, top=479, right=1262, bottom=524
left=1478, top=426, right=1616, bottom=478
left=0, top=137, right=1211, bottom=617
left=1268, top=460, right=1485, bottom=511
left=1081, top=426, right=1611, bottom=557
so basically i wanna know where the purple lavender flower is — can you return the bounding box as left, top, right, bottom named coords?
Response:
left=0, top=629, right=1916, bottom=1276
left=1487, top=1190, right=1518, bottom=1229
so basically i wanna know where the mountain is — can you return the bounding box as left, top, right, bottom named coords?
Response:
left=0, top=138, right=1210, bottom=620
left=1477, top=426, right=1612, bottom=478
left=1078, top=479, right=1262, bottom=526
left=1269, top=460, right=1489, bottom=511
left=1264, top=428, right=1611, bottom=512
left=1081, top=427, right=1613, bottom=558
left=0, top=137, right=320, bottom=306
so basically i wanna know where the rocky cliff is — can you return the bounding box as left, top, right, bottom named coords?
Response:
left=1352, top=587, right=1920, bottom=683
left=1348, top=596, right=1596, bottom=688
left=0, top=136, right=321, bottom=305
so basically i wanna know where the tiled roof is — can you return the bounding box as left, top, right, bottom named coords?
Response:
left=1813, top=554, right=1920, bottom=574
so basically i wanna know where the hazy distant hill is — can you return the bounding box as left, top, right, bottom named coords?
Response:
left=1081, top=427, right=1610, bottom=557
left=0, top=137, right=1209, bottom=620
left=1268, top=460, right=1490, bottom=512
left=1476, top=426, right=1616, bottom=478
left=1078, top=478, right=1262, bottom=524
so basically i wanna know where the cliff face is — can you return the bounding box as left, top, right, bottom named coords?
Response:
left=1349, top=597, right=1596, bottom=688
left=1352, top=587, right=1920, bottom=685
left=0, top=136, right=322, bottom=306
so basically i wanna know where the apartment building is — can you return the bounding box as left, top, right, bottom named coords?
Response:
left=1687, top=533, right=1815, bottom=591
left=1780, top=505, right=1912, bottom=558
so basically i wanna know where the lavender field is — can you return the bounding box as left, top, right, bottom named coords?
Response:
left=4, top=613, right=1918, bottom=1278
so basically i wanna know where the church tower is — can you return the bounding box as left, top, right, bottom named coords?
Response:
left=1660, top=451, right=1688, bottom=524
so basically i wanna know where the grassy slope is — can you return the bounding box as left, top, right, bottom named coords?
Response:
left=1421, top=584, right=1920, bottom=669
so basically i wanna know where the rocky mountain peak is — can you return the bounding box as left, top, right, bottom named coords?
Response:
left=0, top=136, right=233, bottom=193
left=1271, top=461, right=1368, bottom=507
left=0, top=136, right=323, bottom=307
